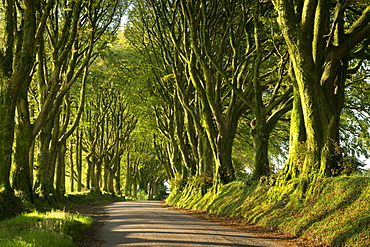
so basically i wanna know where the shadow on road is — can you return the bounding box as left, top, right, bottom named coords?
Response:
left=98, top=201, right=282, bottom=247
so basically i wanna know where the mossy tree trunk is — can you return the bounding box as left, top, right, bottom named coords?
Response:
left=69, top=141, right=75, bottom=192
left=34, top=117, right=54, bottom=198
left=251, top=123, right=270, bottom=178
left=115, top=159, right=121, bottom=195
left=76, top=128, right=83, bottom=191
left=0, top=0, right=44, bottom=203
left=279, top=79, right=306, bottom=182
left=272, top=1, right=370, bottom=192
left=13, top=97, right=34, bottom=202
left=55, top=142, right=67, bottom=197
left=125, top=151, right=132, bottom=197
left=11, top=0, right=54, bottom=203
left=0, top=87, right=16, bottom=196
left=0, top=0, right=15, bottom=195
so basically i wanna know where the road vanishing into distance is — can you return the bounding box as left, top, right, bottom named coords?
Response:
left=97, top=201, right=283, bottom=247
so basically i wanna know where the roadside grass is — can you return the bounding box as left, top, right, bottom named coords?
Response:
left=166, top=176, right=370, bottom=247
left=0, top=210, right=93, bottom=247
left=0, top=190, right=122, bottom=246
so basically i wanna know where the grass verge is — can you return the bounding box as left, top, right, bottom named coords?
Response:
left=0, top=210, right=93, bottom=247
left=166, top=176, right=370, bottom=247
left=0, top=191, right=122, bottom=246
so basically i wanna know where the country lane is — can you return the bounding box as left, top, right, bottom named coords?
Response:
left=97, top=201, right=283, bottom=247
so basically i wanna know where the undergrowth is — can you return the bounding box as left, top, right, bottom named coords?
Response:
left=166, top=176, right=370, bottom=247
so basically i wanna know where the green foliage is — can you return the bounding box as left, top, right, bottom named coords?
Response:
left=341, top=63, right=370, bottom=160
left=136, top=189, right=149, bottom=200
left=0, top=210, right=93, bottom=247
left=167, top=176, right=370, bottom=247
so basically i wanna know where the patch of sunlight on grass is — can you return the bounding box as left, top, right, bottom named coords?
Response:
left=0, top=210, right=93, bottom=247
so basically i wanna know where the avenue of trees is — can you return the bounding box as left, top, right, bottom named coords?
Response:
left=125, top=0, right=370, bottom=198
left=1, top=0, right=370, bottom=213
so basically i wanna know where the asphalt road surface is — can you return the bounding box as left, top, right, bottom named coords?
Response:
left=97, top=201, right=283, bottom=247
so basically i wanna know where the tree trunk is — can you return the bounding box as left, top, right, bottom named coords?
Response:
left=115, top=159, right=121, bottom=195
left=70, top=141, right=74, bottom=193
left=125, top=151, right=131, bottom=197
left=251, top=124, right=270, bottom=178
left=0, top=87, right=16, bottom=196
left=217, top=124, right=238, bottom=184
left=93, top=156, right=101, bottom=192
left=76, top=129, right=83, bottom=191
left=279, top=80, right=306, bottom=182
left=55, top=142, right=67, bottom=197
left=34, top=120, right=54, bottom=198
left=13, top=99, right=34, bottom=202
left=271, top=0, right=370, bottom=196
left=86, top=155, right=93, bottom=189
left=1, top=0, right=37, bottom=203
left=288, top=46, right=345, bottom=184
left=103, top=157, right=110, bottom=192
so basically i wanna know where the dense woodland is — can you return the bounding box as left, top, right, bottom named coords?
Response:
left=1, top=0, right=370, bottom=213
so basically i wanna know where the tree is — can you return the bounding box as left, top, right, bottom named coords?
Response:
left=82, top=40, right=138, bottom=193
left=128, top=0, right=294, bottom=186
left=10, top=0, right=126, bottom=201
left=339, top=61, right=370, bottom=174
left=272, top=0, right=370, bottom=194
left=246, top=1, right=292, bottom=178
left=0, top=0, right=52, bottom=205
